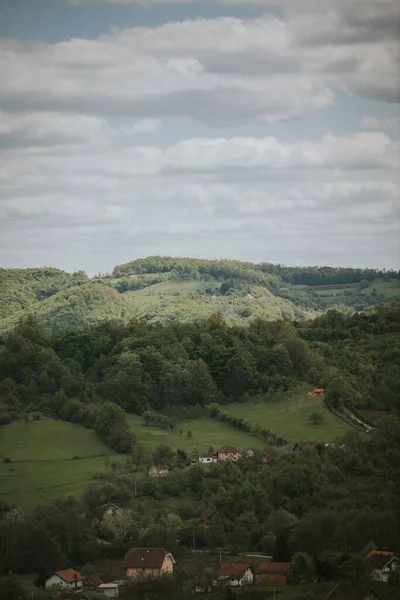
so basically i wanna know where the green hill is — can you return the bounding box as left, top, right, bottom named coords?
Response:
left=0, top=258, right=399, bottom=333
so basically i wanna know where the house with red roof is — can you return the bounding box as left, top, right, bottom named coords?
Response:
left=123, top=547, right=175, bottom=580
left=214, top=563, right=254, bottom=587
left=217, top=446, right=241, bottom=462
left=45, top=568, right=85, bottom=590
left=256, top=562, right=291, bottom=586
left=364, top=550, right=400, bottom=582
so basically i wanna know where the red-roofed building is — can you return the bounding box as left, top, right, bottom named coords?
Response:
left=123, top=547, right=175, bottom=579
left=149, top=465, right=169, bottom=477
left=45, top=569, right=85, bottom=590
left=215, top=563, right=254, bottom=587
left=313, top=388, right=325, bottom=396
left=256, top=562, right=291, bottom=586
left=198, top=453, right=217, bottom=464
left=364, top=550, right=400, bottom=582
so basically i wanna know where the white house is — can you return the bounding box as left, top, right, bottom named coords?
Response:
left=96, top=582, right=122, bottom=597
left=198, top=453, right=217, bottom=464
left=214, top=564, right=254, bottom=587
left=365, top=550, right=400, bottom=582
left=102, top=503, right=122, bottom=518
left=45, top=568, right=85, bottom=590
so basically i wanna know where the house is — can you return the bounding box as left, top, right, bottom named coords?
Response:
left=324, top=582, right=387, bottom=600
left=83, top=575, right=101, bottom=592
left=217, top=446, right=241, bottom=462
left=102, top=503, right=121, bottom=518
left=214, top=564, right=254, bottom=587
left=198, top=453, right=217, bottom=464
left=256, top=562, right=291, bottom=586
left=96, top=582, right=122, bottom=597
left=149, top=464, right=169, bottom=477
left=313, top=388, right=325, bottom=396
left=365, top=550, right=400, bottom=582
left=293, top=441, right=317, bottom=453
left=45, top=569, right=85, bottom=590
left=123, top=547, right=175, bottom=580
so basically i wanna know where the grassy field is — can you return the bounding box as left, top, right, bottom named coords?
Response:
left=127, top=415, right=265, bottom=453
left=224, top=384, right=352, bottom=444
left=0, top=418, right=117, bottom=510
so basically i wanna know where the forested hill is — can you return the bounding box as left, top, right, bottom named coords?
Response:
left=0, top=257, right=399, bottom=333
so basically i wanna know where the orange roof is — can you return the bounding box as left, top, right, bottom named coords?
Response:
left=313, top=388, right=325, bottom=393
left=217, top=563, right=251, bottom=578
left=54, top=569, right=85, bottom=583
left=365, top=550, right=394, bottom=561
left=258, top=562, right=290, bottom=575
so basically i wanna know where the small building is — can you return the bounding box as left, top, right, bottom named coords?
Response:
left=83, top=575, right=101, bottom=592
left=149, top=464, right=169, bottom=477
left=365, top=550, right=400, bottom=582
left=313, top=388, right=325, bottom=396
left=256, top=562, right=291, bottom=586
left=45, top=569, right=85, bottom=590
left=96, top=582, right=122, bottom=597
left=293, top=441, right=317, bottom=453
left=217, top=446, right=241, bottom=462
left=198, top=453, right=217, bottom=464
left=123, top=547, right=175, bottom=580
left=215, top=564, right=254, bottom=587
left=102, top=503, right=121, bottom=518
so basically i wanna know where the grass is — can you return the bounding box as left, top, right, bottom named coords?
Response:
left=127, top=415, right=265, bottom=453
left=0, top=418, right=117, bottom=510
left=224, top=384, right=352, bottom=444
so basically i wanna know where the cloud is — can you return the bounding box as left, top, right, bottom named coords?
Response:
left=0, top=9, right=398, bottom=130
left=359, top=116, right=400, bottom=131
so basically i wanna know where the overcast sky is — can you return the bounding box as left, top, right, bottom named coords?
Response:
left=0, top=0, right=399, bottom=274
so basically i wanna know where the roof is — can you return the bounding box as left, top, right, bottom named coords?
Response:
left=123, top=548, right=174, bottom=569
left=216, top=563, right=251, bottom=578
left=199, top=453, right=216, bottom=458
left=218, top=446, right=239, bottom=453
left=53, top=569, right=85, bottom=583
left=150, top=464, right=169, bottom=471
left=97, top=583, right=119, bottom=589
left=258, top=562, right=291, bottom=575
left=294, top=441, right=317, bottom=450
left=314, top=388, right=325, bottom=393
left=365, top=550, right=398, bottom=570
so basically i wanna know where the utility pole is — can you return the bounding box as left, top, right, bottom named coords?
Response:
left=192, top=532, right=195, bottom=552
left=273, top=586, right=276, bottom=600
left=219, top=547, right=222, bottom=565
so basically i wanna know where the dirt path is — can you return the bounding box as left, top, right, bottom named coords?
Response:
left=343, top=408, right=373, bottom=430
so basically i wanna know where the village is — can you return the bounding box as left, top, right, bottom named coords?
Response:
left=45, top=546, right=400, bottom=599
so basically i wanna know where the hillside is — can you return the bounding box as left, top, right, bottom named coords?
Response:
left=0, top=258, right=399, bottom=333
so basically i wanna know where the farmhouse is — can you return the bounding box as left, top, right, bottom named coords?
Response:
left=198, top=453, right=217, bottom=464
left=364, top=550, right=400, bottom=582
left=102, top=502, right=121, bottom=518
left=256, top=562, right=291, bottom=586
left=293, top=441, right=317, bottom=453
left=123, top=547, right=175, bottom=579
left=45, top=569, right=85, bottom=590
left=217, top=446, right=241, bottom=462
left=149, top=464, right=169, bottom=477
left=215, top=563, right=254, bottom=587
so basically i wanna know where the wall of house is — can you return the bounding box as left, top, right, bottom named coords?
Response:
left=45, top=575, right=83, bottom=589
left=218, top=452, right=240, bottom=462
left=127, top=567, right=161, bottom=579
left=257, top=574, right=287, bottom=586
left=161, top=554, right=174, bottom=574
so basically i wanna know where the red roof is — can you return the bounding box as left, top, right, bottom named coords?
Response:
left=54, top=569, right=85, bottom=583
left=258, top=562, right=290, bottom=575
left=123, top=548, right=173, bottom=569
left=151, top=465, right=169, bottom=471
left=313, top=388, right=325, bottom=393
left=217, top=563, right=251, bottom=578
left=218, top=446, right=239, bottom=453
left=199, top=453, right=216, bottom=458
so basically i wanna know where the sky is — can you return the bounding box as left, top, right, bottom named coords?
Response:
left=0, top=0, right=399, bottom=275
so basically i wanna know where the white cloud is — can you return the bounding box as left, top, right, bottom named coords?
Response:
left=359, top=116, right=400, bottom=131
